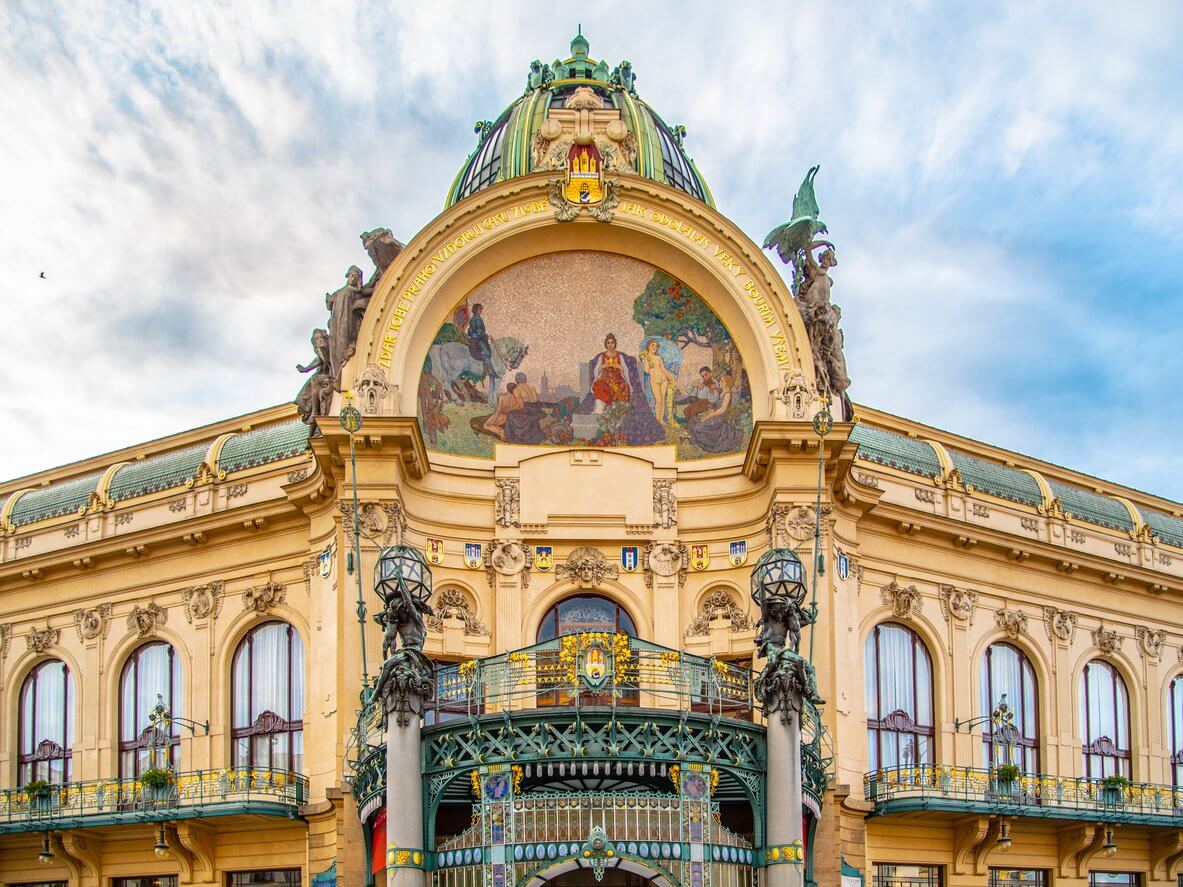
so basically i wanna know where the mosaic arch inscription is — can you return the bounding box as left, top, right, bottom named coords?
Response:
left=417, top=252, right=753, bottom=460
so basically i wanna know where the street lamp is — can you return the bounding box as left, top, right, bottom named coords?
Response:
left=339, top=392, right=370, bottom=694
left=1100, top=825, right=1117, bottom=857
left=36, top=832, right=53, bottom=865
left=146, top=695, right=209, bottom=770
left=375, top=545, right=433, bottom=608
left=153, top=822, right=170, bottom=859
left=995, top=817, right=1012, bottom=852
left=751, top=548, right=808, bottom=607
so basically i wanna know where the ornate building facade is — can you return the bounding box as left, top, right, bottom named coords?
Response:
left=1, top=31, right=1182, bottom=887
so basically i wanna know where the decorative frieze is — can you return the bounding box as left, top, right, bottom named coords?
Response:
left=286, top=468, right=309, bottom=484
left=26, top=625, right=59, bottom=653
left=971, top=503, right=990, bottom=518
left=1042, top=607, right=1078, bottom=643
left=1136, top=626, right=1165, bottom=663
left=856, top=473, right=880, bottom=489
left=495, top=479, right=520, bottom=528
left=914, top=489, right=935, bottom=504
left=937, top=585, right=977, bottom=625
left=64, top=524, right=80, bottom=538
left=1091, top=625, right=1122, bottom=655
left=1114, top=542, right=1132, bottom=557
left=1069, top=530, right=1086, bottom=544
left=226, top=484, right=248, bottom=500
left=128, top=603, right=168, bottom=637
left=1020, top=517, right=1039, bottom=531
left=652, top=480, right=677, bottom=529
left=427, top=588, right=490, bottom=637
left=880, top=581, right=922, bottom=619
left=182, top=581, right=225, bottom=623
left=644, top=541, right=688, bottom=589
left=73, top=604, right=112, bottom=641
left=243, top=582, right=286, bottom=614
left=14, top=537, right=30, bottom=551
left=168, top=499, right=187, bottom=513
left=685, top=590, right=754, bottom=637
left=557, top=547, right=619, bottom=586
left=994, top=608, right=1028, bottom=640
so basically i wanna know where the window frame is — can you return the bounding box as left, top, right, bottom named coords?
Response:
left=18, top=659, right=74, bottom=786
left=1169, top=674, right=1183, bottom=786
left=230, top=621, right=305, bottom=773
left=1080, top=659, right=1131, bottom=779
left=119, top=641, right=181, bottom=778
left=865, top=623, right=935, bottom=771
left=980, top=642, right=1040, bottom=773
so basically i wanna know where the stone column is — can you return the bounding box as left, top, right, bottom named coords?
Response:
left=764, top=702, right=805, bottom=887
left=382, top=654, right=433, bottom=887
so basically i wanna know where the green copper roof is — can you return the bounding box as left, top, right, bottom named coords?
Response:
left=108, top=443, right=208, bottom=503
left=850, top=424, right=941, bottom=478
left=948, top=449, right=1043, bottom=507
left=1139, top=507, right=1183, bottom=548
left=1047, top=479, right=1134, bottom=533
left=446, top=32, right=713, bottom=208
left=10, top=472, right=103, bottom=528
left=217, top=420, right=310, bottom=473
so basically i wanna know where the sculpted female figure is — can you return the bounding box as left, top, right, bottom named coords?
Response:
left=590, top=334, right=631, bottom=408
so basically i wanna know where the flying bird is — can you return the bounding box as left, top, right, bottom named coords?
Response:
left=39, top=271, right=46, bottom=279
left=762, top=165, right=828, bottom=264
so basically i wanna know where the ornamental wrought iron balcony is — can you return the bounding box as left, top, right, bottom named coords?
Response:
left=432, top=791, right=757, bottom=887
left=865, top=764, right=1183, bottom=826
left=0, top=768, right=306, bottom=833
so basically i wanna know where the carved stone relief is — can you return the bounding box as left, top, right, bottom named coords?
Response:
left=767, top=504, right=823, bottom=548
left=128, top=603, right=168, bottom=638
left=356, top=364, right=392, bottom=415
left=339, top=501, right=406, bottom=547
left=685, top=590, right=754, bottom=637
left=26, top=626, right=59, bottom=654
left=557, top=547, right=619, bottom=586
left=73, top=604, right=112, bottom=641
left=484, top=540, right=534, bottom=589
left=994, top=608, right=1028, bottom=640
left=1042, top=607, right=1078, bottom=643
left=644, top=541, right=688, bottom=589
left=1091, top=625, right=1122, bottom=655
left=427, top=588, right=490, bottom=637
left=182, top=581, right=226, bottom=623
left=243, top=582, right=286, bottom=614
left=1135, top=626, right=1164, bottom=663
left=652, top=480, right=677, bottom=529
left=880, top=581, right=922, bottom=620
left=0, top=624, right=10, bottom=660
left=937, top=585, right=977, bottom=625
left=770, top=369, right=817, bottom=420
left=495, top=479, right=520, bottom=529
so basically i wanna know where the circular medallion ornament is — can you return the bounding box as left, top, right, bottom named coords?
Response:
left=812, top=408, right=833, bottom=437
left=483, top=774, right=510, bottom=800
left=339, top=402, right=363, bottom=434
left=682, top=772, right=709, bottom=800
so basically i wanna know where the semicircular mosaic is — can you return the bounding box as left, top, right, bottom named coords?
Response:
left=417, top=251, right=752, bottom=460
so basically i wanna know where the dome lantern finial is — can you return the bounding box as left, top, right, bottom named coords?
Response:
left=571, top=25, right=589, bottom=59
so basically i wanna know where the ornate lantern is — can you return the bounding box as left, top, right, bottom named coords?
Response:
left=751, top=548, right=807, bottom=606
left=375, top=545, right=432, bottom=607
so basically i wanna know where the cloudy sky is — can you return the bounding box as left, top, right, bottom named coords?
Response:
left=1, top=2, right=1181, bottom=499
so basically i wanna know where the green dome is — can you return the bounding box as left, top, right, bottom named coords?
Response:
left=446, top=32, right=713, bottom=208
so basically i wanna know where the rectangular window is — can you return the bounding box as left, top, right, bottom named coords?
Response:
left=10, top=882, right=68, bottom=887
left=1091, top=876, right=1138, bottom=887
left=873, top=864, right=942, bottom=887
left=227, top=871, right=301, bottom=887
left=112, top=878, right=179, bottom=887
left=990, top=870, right=1048, bottom=887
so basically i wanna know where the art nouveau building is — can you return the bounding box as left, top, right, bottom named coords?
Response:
left=1, top=31, right=1182, bottom=887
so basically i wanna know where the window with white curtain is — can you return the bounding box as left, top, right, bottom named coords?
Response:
left=231, top=622, right=305, bottom=772
left=865, top=623, right=934, bottom=770
left=1079, top=660, right=1130, bottom=778
left=120, top=642, right=183, bottom=777
left=1168, top=675, right=1183, bottom=786
left=980, top=643, right=1039, bottom=772
left=19, top=660, right=74, bottom=785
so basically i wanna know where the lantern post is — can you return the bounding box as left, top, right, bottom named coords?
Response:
left=751, top=548, right=820, bottom=887
left=373, top=545, right=436, bottom=887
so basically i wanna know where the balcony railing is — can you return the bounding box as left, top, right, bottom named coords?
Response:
left=423, top=634, right=756, bottom=725
left=0, top=768, right=306, bottom=833
left=865, top=764, right=1183, bottom=824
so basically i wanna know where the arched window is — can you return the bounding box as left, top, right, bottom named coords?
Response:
left=536, top=594, right=637, bottom=642
left=19, top=660, right=74, bottom=785
left=536, top=594, right=637, bottom=708
left=980, top=643, right=1039, bottom=772
left=1080, top=660, right=1130, bottom=778
left=1170, top=675, right=1183, bottom=786
left=231, top=622, right=305, bottom=772
left=120, top=642, right=183, bottom=777
left=865, top=623, right=934, bottom=770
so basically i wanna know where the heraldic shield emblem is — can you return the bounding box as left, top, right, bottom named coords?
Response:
left=621, top=546, right=639, bottom=572
left=690, top=544, right=710, bottom=571
left=581, top=637, right=610, bottom=690
left=426, top=538, right=444, bottom=565
left=535, top=546, right=553, bottom=572
left=464, top=543, right=483, bottom=569
left=728, top=540, right=748, bottom=567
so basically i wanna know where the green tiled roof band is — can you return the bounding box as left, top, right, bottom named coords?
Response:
left=9, top=472, right=103, bottom=528
left=1139, top=507, right=1183, bottom=548
left=849, top=424, right=941, bottom=478
left=108, top=443, right=208, bottom=503
left=1047, top=479, right=1133, bottom=533
left=948, top=450, right=1043, bottom=507
left=217, top=420, right=310, bottom=474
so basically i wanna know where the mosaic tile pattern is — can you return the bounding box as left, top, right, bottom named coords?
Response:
left=109, top=443, right=208, bottom=502
left=9, top=471, right=103, bottom=527
left=948, top=449, right=1042, bottom=506
left=849, top=424, right=941, bottom=478
left=1047, top=479, right=1133, bottom=533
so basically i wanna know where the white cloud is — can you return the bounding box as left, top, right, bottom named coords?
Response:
left=0, top=0, right=1180, bottom=499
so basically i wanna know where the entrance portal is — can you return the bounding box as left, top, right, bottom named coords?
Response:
left=546, top=871, right=654, bottom=886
